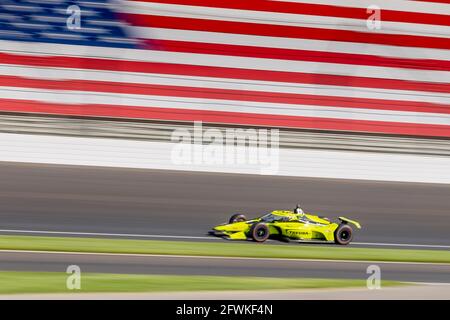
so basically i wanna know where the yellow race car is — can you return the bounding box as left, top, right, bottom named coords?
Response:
left=210, top=206, right=361, bottom=245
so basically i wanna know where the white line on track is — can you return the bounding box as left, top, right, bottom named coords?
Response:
left=0, top=228, right=449, bottom=249
left=405, top=282, right=450, bottom=286
left=352, top=242, right=450, bottom=249
left=0, top=229, right=215, bottom=240
left=0, top=249, right=448, bottom=266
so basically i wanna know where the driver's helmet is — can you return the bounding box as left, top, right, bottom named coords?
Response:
left=294, top=204, right=304, bottom=215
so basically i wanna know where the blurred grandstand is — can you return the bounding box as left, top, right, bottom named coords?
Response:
left=0, top=0, right=449, bottom=138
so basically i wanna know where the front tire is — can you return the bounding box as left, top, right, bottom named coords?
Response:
left=229, top=214, right=246, bottom=224
left=250, top=223, right=270, bottom=242
left=334, top=224, right=353, bottom=245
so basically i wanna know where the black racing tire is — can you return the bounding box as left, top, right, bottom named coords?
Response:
left=250, top=223, right=270, bottom=242
left=334, top=224, right=353, bottom=245
left=229, top=214, right=246, bottom=224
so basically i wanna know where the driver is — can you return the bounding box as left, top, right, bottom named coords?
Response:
left=294, top=204, right=304, bottom=215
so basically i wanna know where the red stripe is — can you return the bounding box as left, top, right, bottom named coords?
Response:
left=129, top=0, right=450, bottom=26
left=125, top=14, right=450, bottom=50
left=2, top=53, right=449, bottom=94
left=413, top=0, right=450, bottom=4
left=149, top=39, right=450, bottom=72
left=0, top=98, right=449, bottom=137
left=2, top=75, right=449, bottom=114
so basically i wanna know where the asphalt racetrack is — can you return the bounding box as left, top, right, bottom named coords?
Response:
left=0, top=162, right=449, bottom=246
left=0, top=162, right=449, bottom=283
left=1, top=251, right=449, bottom=282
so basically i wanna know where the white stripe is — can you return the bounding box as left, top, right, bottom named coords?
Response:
left=353, top=242, right=450, bottom=249
left=2, top=64, right=449, bottom=105
left=0, top=229, right=214, bottom=240
left=1, top=41, right=449, bottom=83
left=122, top=2, right=450, bottom=38
left=0, top=228, right=449, bottom=249
left=0, top=249, right=448, bottom=265
left=2, top=86, right=450, bottom=125
left=405, top=282, right=450, bottom=286
left=273, top=0, right=450, bottom=15
left=131, top=27, right=450, bottom=61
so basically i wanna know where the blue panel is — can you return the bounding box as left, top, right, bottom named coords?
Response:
left=0, top=0, right=139, bottom=49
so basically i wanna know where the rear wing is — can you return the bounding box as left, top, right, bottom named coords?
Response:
left=339, top=217, right=361, bottom=229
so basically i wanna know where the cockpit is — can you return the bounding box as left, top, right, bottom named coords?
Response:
left=260, top=213, right=294, bottom=223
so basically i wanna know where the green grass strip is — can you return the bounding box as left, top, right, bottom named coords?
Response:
left=0, top=272, right=401, bottom=294
left=0, top=235, right=449, bottom=263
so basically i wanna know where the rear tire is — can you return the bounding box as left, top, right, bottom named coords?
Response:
left=250, top=223, right=270, bottom=242
left=229, top=214, right=246, bottom=224
left=334, top=224, right=353, bottom=245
